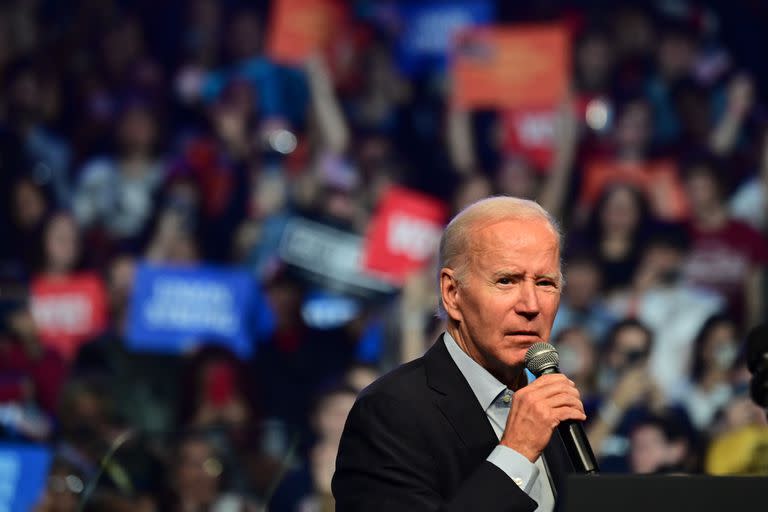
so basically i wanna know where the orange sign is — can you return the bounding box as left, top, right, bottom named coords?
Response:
left=266, top=0, right=346, bottom=65
left=580, top=159, right=690, bottom=222
left=452, top=25, right=570, bottom=110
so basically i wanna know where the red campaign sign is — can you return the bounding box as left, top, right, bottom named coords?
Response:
left=362, top=187, right=448, bottom=285
left=30, top=273, right=108, bottom=361
left=500, top=107, right=557, bottom=172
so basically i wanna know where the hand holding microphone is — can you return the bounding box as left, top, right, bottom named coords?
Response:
left=499, top=342, right=599, bottom=473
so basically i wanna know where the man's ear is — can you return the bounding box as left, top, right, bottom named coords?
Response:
left=440, top=268, right=463, bottom=322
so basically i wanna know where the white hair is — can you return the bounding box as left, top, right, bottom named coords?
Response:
left=436, top=196, right=562, bottom=319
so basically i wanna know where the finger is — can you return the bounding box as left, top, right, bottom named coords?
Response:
left=541, top=393, right=585, bottom=413
left=523, top=374, right=577, bottom=393
left=521, top=380, right=581, bottom=402
left=554, top=406, right=588, bottom=423
left=529, top=373, right=571, bottom=385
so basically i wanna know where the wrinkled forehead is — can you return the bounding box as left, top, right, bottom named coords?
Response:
left=468, top=214, right=559, bottom=246
left=463, top=217, right=561, bottom=268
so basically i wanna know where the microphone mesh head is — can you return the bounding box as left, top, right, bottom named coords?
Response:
left=525, top=342, right=559, bottom=376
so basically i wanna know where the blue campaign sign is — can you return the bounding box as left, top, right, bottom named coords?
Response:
left=126, top=264, right=273, bottom=358
left=395, top=0, right=493, bottom=76
left=0, top=443, right=52, bottom=512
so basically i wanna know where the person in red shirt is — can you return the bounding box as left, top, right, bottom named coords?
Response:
left=682, top=159, right=768, bottom=329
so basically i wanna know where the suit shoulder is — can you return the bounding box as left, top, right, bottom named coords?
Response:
left=358, top=356, right=429, bottom=404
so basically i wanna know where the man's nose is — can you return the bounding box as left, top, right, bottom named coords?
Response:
left=515, top=279, right=540, bottom=320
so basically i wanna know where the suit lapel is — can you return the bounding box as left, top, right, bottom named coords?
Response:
left=543, top=429, right=575, bottom=501
left=424, top=337, right=498, bottom=461
left=424, top=335, right=574, bottom=498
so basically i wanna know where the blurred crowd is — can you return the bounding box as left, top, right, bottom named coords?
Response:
left=1, top=0, right=768, bottom=511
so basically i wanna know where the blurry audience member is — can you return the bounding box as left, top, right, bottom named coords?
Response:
left=629, top=412, right=694, bottom=474
left=162, top=431, right=259, bottom=512
left=271, top=384, right=358, bottom=512
left=683, top=314, right=740, bottom=430
left=552, top=327, right=599, bottom=403
left=708, top=73, right=755, bottom=158
left=54, top=378, right=159, bottom=505
left=1, top=59, right=72, bottom=207
left=344, top=363, right=380, bottom=393
left=180, top=347, right=258, bottom=437
left=309, top=385, right=356, bottom=445
left=571, top=184, right=653, bottom=294
left=706, top=382, right=768, bottom=475
left=645, top=20, right=697, bottom=146
left=577, top=97, right=689, bottom=223
left=611, top=5, right=655, bottom=61
left=0, top=177, right=51, bottom=283
left=35, top=212, right=84, bottom=276
left=72, top=100, right=165, bottom=249
left=72, top=253, right=180, bottom=436
left=588, top=320, right=666, bottom=464
left=304, top=385, right=358, bottom=510
left=574, top=27, right=615, bottom=97
left=551, top=253, right=616, bottom=342
left=0, top=305, right=59, bottom=439
left=609, top=231, right=724, bottom=397
left=730, top=127, right=768, bottom=232
left=396, top=256, right=443, bottom=367
left=683, top=158, right=768, bottom=328
left=298, top=439, right=337, bottom=512
left=144, top=207, right=201, bottom=265
left=29, top=212, right=108, bottom=361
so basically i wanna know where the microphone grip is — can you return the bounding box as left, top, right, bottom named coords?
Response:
left=557, top=420, right=599, bottom=474
left=540, top=367, right=599, bottom=474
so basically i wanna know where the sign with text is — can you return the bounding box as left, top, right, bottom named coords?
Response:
left=394, top=0, right=493, bottom=76
left=362, top=186, right=448, bottom=284
left=126, top=264, right=264, bottom=358
left=500, top=107, right=557, bottom=171
left=278, top=217, right=396, bottom=297
left=30, top=273, right=107, bottom=361
left=451, top=25, right=569, bottom=110
left=580, top=159, right=690, bottom=222
left=266, top=0, right=346, bottom=65
left=0, top=443, right=52, bottom=512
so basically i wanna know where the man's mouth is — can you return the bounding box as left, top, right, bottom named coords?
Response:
left=507, top=331, right=540, bottom=338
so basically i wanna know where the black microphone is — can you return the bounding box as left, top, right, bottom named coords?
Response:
left=525, top=342, right=599, bottom=474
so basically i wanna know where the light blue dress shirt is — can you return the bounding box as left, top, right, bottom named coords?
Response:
left=443, top=332, right=555, bottom=512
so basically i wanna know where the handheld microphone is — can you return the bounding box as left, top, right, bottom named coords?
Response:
left=525, top=342, right=599, bottom=474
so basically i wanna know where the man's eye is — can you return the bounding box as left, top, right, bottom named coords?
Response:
left=498, top=277, right=511, bottom=285
left=537, top=280, right=556, bottom=287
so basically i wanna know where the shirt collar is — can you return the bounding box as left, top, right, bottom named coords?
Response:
left=443, top=331, right=509, bottom=412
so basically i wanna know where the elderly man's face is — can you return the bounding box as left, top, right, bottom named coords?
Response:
left=443, top=218, right=561, bottom=372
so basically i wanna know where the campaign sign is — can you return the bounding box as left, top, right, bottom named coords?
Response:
left=30, top=273, right=107, bottom=361
left=394, top=0, right=493, bottom=77
left=126, top=264, right=263, bottom=358
left=0, top=443, right=52, bottom=512
left=266, top=0, right=346, bottom=65
left=451, top=25, right=570, bottom=110
left=500, top=107, right=557, bottom=171
left=580, top=159, right=690, bottom=222
left=278, top=217, right=396, bottom=298
left=362, top=186, right=448, bottom=284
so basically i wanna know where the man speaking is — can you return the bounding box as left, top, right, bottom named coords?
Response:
left=332, top=197, right=586, bottom=511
